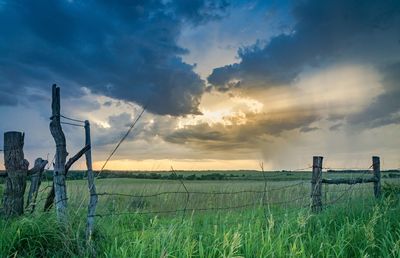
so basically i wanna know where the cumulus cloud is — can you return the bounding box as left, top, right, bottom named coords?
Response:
left=208, top=0, right=400, bottom=127
left=91, top=109, right=178, bottom=150
left=0, top=0, right=228, bottom=115
left=165, top=108, right=320, bottom=151
left=91, top=112, right=138, bottom=147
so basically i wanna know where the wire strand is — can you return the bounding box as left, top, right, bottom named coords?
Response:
left=95, top=181, right=306, bottom=199
left=97, top=105, right=147, bottom=175
left=60, top=121, right=85, bottom=128
left=92, top=195, right=309, bottom=218
left=60, top=114, right=85, bottom=123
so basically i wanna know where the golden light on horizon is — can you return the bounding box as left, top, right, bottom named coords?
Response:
left=93, top=159, right=264, bottom=171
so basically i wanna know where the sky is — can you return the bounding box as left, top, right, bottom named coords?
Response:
left=1, top=0, right=400, bottom=171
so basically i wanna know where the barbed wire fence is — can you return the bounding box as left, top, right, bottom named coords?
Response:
left=87, top=168, right=381, bottom=238
left=44, top=106, right=400, bottom=240
left=324, top=166, right=373, bottom=206
left=86, top=164, right=376, bottom=225
left=3, top=102, right=398, bottom=241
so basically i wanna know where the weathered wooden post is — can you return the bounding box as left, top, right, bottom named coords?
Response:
left=49, top=84, right=68, bottom=221
left=85, top=120, right=98, bottom=242
left=26, top=158, right=48, bottom=213
left=3, top=131, right=29, bottom=217
left=311, top=156, right=323, bottom=213
left=372, top=156, right=381, bottom=198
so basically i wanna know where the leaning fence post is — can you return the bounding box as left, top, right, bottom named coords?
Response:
left=26, top=158, right=48, bottom=213
left=85, top=120, right=98, bottom=244
left=372, top=156, right=381, bottom=198
left=311, top=156, right=323, bottom=213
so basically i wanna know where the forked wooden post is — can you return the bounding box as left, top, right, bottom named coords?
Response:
left=49, top=84, right=68, bottom=221
left=372, top=156, right=381, bottom=198
left=84, top=120, right=98, bottom=243
left=44, top=85, right=90, bottom=214
left=311, top=156, right=323, bottom=213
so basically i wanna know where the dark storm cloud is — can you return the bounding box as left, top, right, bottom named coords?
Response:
left=208, top=0, right=400, bottom=127
left=0, top=0, right=228, bottom=115
left=172, top=0, right=229, bottom=25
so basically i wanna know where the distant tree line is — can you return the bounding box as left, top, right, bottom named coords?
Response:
left=94, top=172, right=244, bottom=181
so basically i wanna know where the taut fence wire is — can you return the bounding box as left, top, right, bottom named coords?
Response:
left=98, top=105, right=147, bottom=175
left=95, top=181, right=307, bottom=199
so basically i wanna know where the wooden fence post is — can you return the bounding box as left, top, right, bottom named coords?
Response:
left=372, top=156, right=381, bottom=198
left=3, top=131, right=29, bottom=217
left=311, top=156, right=323, bottom=213
left=26, top=158, right=48, bottom=213
left=84, top=120, right=98, bottom=243
left=49, top=84, right=68, bottom=221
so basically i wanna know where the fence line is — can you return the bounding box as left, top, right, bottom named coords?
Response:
left=10, top=154, right=394, bottom=249
left=311, top=157, right=383, bottom=212
left=3, top=156, right=395, bottom=221
left=95, top=181, right=306, bottom=199
left=103, top=184, right=375, bottom=238
left=91, top=195, right=310, bottom=218
left=5, top=137, right=396, bottom=246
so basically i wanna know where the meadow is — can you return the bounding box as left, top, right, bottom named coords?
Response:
left=0, top=171, right=400, bottom=257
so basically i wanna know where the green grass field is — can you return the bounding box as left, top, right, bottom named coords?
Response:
left=1, top=172, right=400, bottom=257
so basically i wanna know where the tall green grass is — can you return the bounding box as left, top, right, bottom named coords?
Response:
left=96, top=199, right=400, bottom=257
left=1, top=179, right=400, bottom=257
left=1, top=199, right=400, bottom=257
